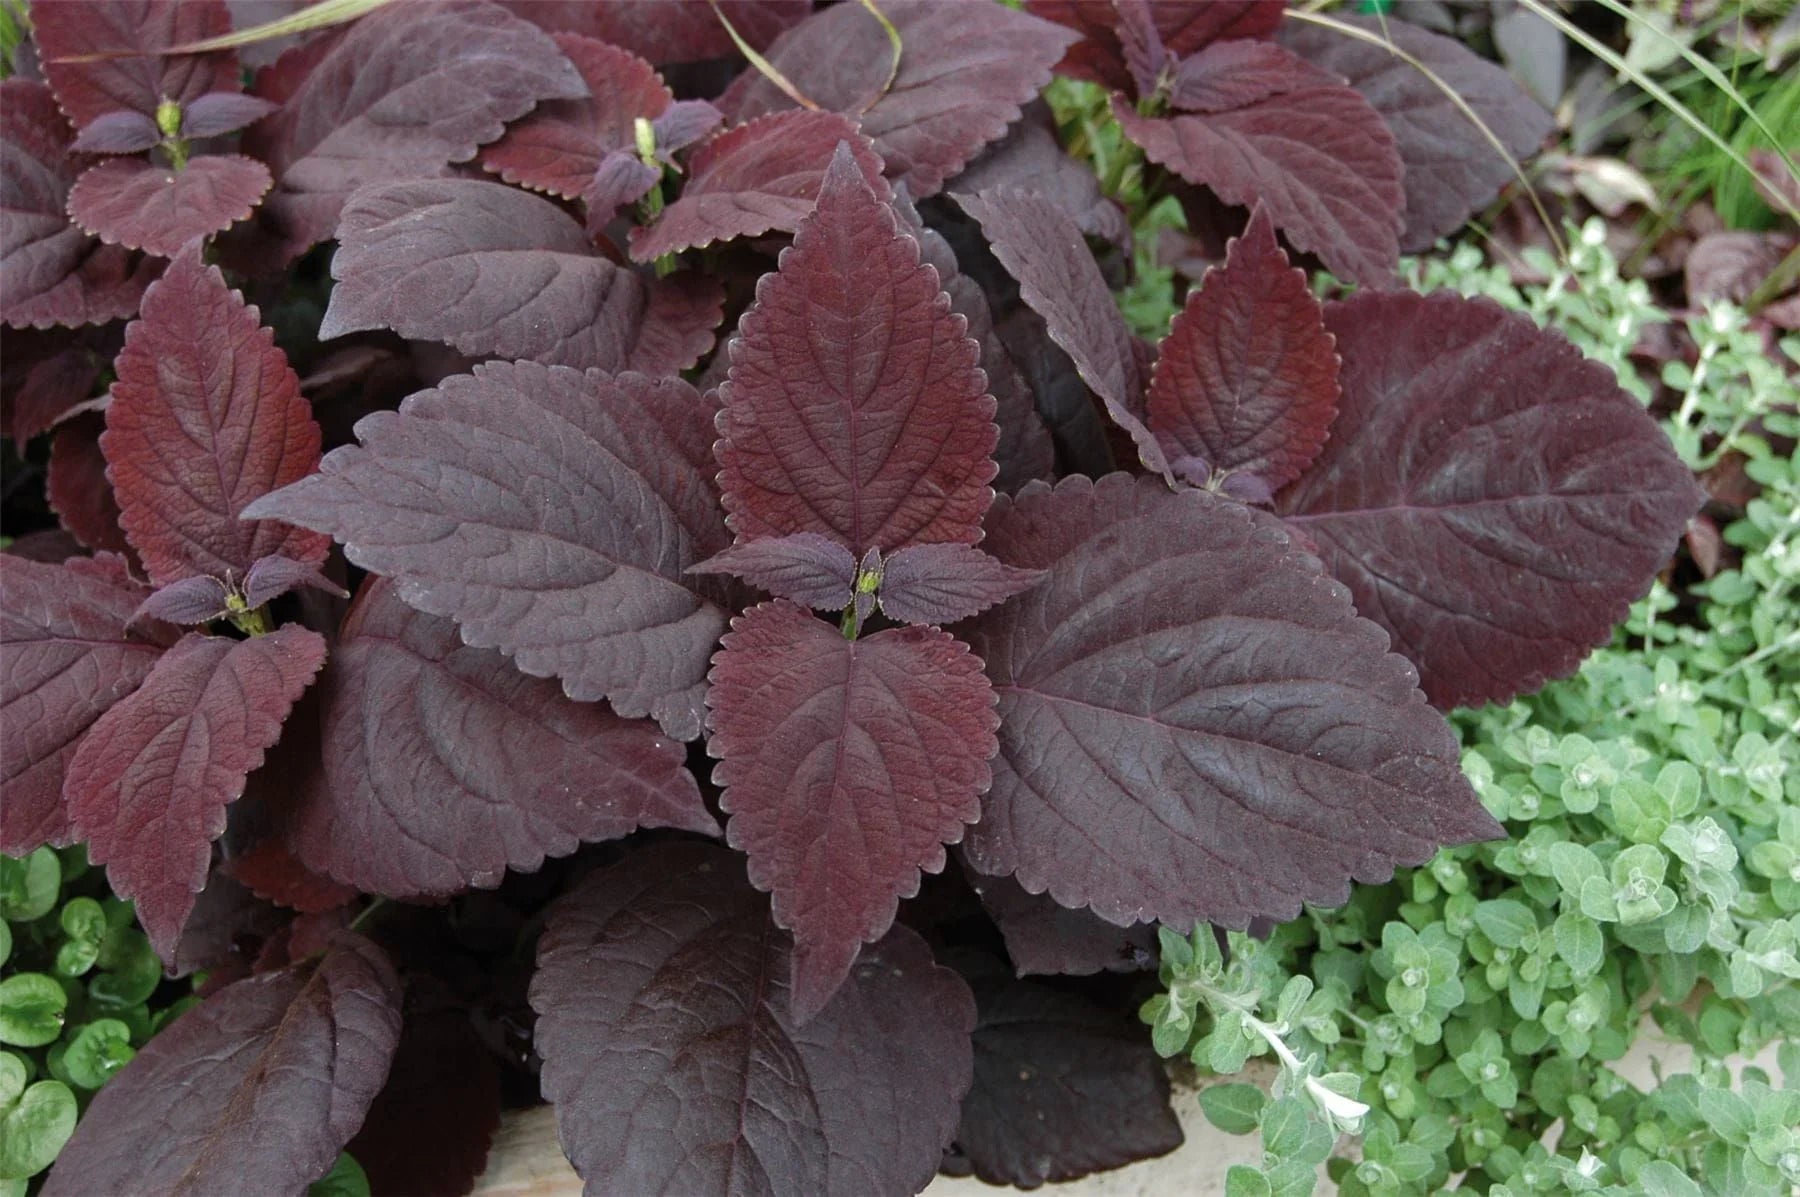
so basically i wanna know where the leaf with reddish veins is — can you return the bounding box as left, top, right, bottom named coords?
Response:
left=65, top=625, right=327, bottom=961
left=245, top=364, right=731, bottom=740
left=240, top=0, right=586, bottom=263
left=1112, top=81, right=1405, bottom=288
left=1169, top=39, right=1329, bottom=113
left=290, top=579, right=716, bottom=899
left=963, top=865, right=1157, bottom=977
left=689, top=533, right=859, bottom=612
left=1276, top=291, right=1704, bottom=707
left=706, top=600, right=998, bottom=1021
left=717, top=146, right=996, bottom=557
left=31, top=0, right=238, bottom=131
left=959, top=474, right=1501, bottom=931
left=319, top=178, right=722, bottom=375
left=2, top=80, right=161, bottom=330
left=102, top=245, right=328, bottom=586
left=531, top=841, right=976, bottom=1196
left=877, top=543, right=1045, bottom=626
left=0, top=554, right=176, bottom=855
left=42, top=933, right=401, bottom=1197
left=66, top=155, right=273, bottom=258
left=481, top=33, right=674, bottom=201
left=500, top=0, right=813, bottom=65
left=47, top=415, right=131, bottom=557
left=720, top=0, right=1079, bottom=198
left=1146, top=206, right=1339, bottom=495
left=952, top=187, right=1169, bottom=479
left=943, top=103, right=1128, bottom=248
left=1027, top=0, right=1285, bottom=93
left=629, top=112, right=887, bottom=262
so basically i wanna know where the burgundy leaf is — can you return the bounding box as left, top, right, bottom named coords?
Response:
left=1028, top=0, right=1284, bottom=93
left=480, top=33, right=673, bottom=201
left=945, top=102, right=1128, bottom=248
left=1146, top=206, right=1340, bottom=495
left=221, top=836, right=357, bottom=914
left=66, top=154, right=272, bottom=257
left=319, top=178, right=722, bottom=375
left=501, top=0, right=813, bottom=66
left=1112, top=81, right=1405, bottom=288
left=1281, top=15, right=1554, bottom=251
left=719, top=0, right=1079, bottom=198
left=42, top=933, right=401, bottom=1197
left=240, top=0, right=586, bottom=263
left=716, top=145, right=996, bottom=557
left=0, top=326, right=110, bottom=442
left=964, top=865, right=1157, bottom=977
left=953, top=187, right=1169, bottom=479
left=531, top=841, right=976, bottom=1196
left=948, top=956, right=1183, bottom=1187
left=0, top=554, right=176, bottom=854
left=245, top=363, right=731, bottom=740
left=46, top=415, right=131, bottom=556
left=1685, top=230, right=1794, bottom=305
left=706, top=600, right=997, bottom=1020
left=65, top=625, right=328, bottom=960
left=584, top=150, right=661, bottom=227
left=166, top=871, right=286, bottom=980
left=32, top=0, right=237, bottom=131
left=1112, top=0, right=1169, bottom=99
left=1275, top=291, right=1705, bottom=708
left=242, top=553, right=348, bottom=609
left=131, top=574, right=230, bottom=626
left=959, top=474, right=1502, bottom=930
left=346, top=1010, right=502, bottom=1197
left=291, top=578, right=716, bottom=898
left=689, top=533, right=858, bottom=611
left=652, top=100, right=723, bottom=153
left=67, top=110, right=161, bottom=154
left=1169, top=38, right=1327, bottom=113
left=629, top=112, right=887, bottom=262
left=2, top=79, right=161, bottom=329
left=1, top=531, right=89, bottom=564
left=102, top=245, right=328, bottom=586
left=877, top=542, right=1045, bottom=626
left=180, top=91, right=281, bottom=139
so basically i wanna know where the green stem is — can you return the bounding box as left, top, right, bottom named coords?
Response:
left=229, top=604, right=271, bottom=636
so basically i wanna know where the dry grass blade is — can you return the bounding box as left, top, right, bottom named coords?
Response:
left=710, top=0, right=818, bottom=112
left=857, top=0, right=903, bottom=115
left=47, top=0, right=390, bottom=60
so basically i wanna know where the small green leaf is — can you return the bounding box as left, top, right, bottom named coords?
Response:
left=0, top=1077, right=77, bottom=1180
left=1697, top=1087, right=1755, bottom=1144
left=1260, top=1096, right=1312, bottom=1159
left=1200, top=1082, right=1267, bottom=1134
left=0, top=849, right=60, bottom=922
left=0, top=975, right=66, bottom=1049
left=1635, top=1159, right=1703, bottom=1197
left=1553, top=911, right=1604, bottom=976
left=1224, top=1164, right=1273, bottom=1197
left=1474, top=900, right=1536, bottom=949
left=307, top=1151, right=371, bottom=1197
left=60, top=1019, right=134, bottom=1089
left=1547, top=842, right=1604, bottom=900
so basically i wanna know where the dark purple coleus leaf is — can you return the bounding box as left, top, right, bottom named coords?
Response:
left=31, top=0, right=237, bottom=133
left=1111, top=68, right=1407, bottom=287
left=689, top=532, right=859, bottom=612
left=1281, top=15, right=1553, bottom=251
left=66, top=154, right=273, bottom=257
left=953, top=186, right=1168, bottom=479
left=705, top=600, right=997, bottom=1021
left=531, top=841, right=976, bottom=1195
left=963, top=864, right=1157, bottom=977
left=46, top=415, right=131, bottom=557
left=181, top=90, right=282, bottom=139
left=240, top=0, right=587, bottom=263
left=1029, top=0, right=1285, bottom=94
left=43, top=932, right=401, bottom=1197
left=289, top=578, right=716, bottom=898
left=346, top=1008, right=502, bottom=1197
left=220, top=836, right=357, bottom=914
left=132, top=574, right=231, bottom=627
left=1275, top=291, right=1705, bottom=708
left=945, top=102, right=1128, bottom=249
left=958, top=473, right=1503, bottom=930
left=0, top=554, right=177, bottom=855
left=65, top=625, right=328, bottom=961
left=501, top=0, right=813, bottom=66
left=0, top=326, right=112, bottom=442
left=1146, top=205, right=1339, bottom=499
left=1685, top=230, right=1795, bottom=305
left=242, top=553, right=347, bottom=609
left=1168, top=38, right=1325, bottom=112
left=319, top=178, right=722, bottom=375
left=102, top=245, right=329, bottom=587
left=629, top=112, right=887, bottom=262
left=1, top=79, right=161, bottom=329
left=946, top=954, right=1183, bottom=1187
left=246, top=364, right=731, bottom=740
left=67, top=110, right=163, bottom=155
left=716, top=145, right=996, bottom=557
left=719, top=0, right=1078, bottom=199
left=876, top=543, right=1045, bottom=626
left=1110, top=0, right=1169, bottom=99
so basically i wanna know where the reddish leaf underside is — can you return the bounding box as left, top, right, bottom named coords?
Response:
left=291, top=579, right=717, bottom=899
left=629, top=112, right=887, bottom=262
left=1, top=79, right=161, bottom=330
left=64, top=625, right=328, bottom=962
left=102, top=245, right=328, bottom=587
left=719, top=0, right=1079, bottom=198
left=319, top=178, right=722, bottom=376
left=66, top=154, right=273, bottom=258
left=716, top=146, right=996, bottom=557
left=245, top=363, right=731, bottom=741
left=958, top=474, right=1502, bottom=930
left=0, top=326, right=111, bottom=442
left=530, top=841, right=977, bottom=1197
left=221, top=836, right=357, bottom=914
left=47, top=415, right=132, bottom=557
left=1028, top=0, right=1285, bottom=93
left=32, top=0, right=237, bottom=131
left=706, top=600, right=997, bottom=1021
left=240, top=0, right=587, bottom=263
left=1111, top=76, right=1406, bottom=288
left=42, top=933, right=401, bottom=1197
left=1275, top=291, right=1705, bottom=708
left=0, top=555, right=175, bottom=855
left=1146, top=206, right=1340, bottom=497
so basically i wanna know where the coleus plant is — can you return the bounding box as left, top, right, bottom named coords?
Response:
left=0, top=0, right=1703, bottom=1193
